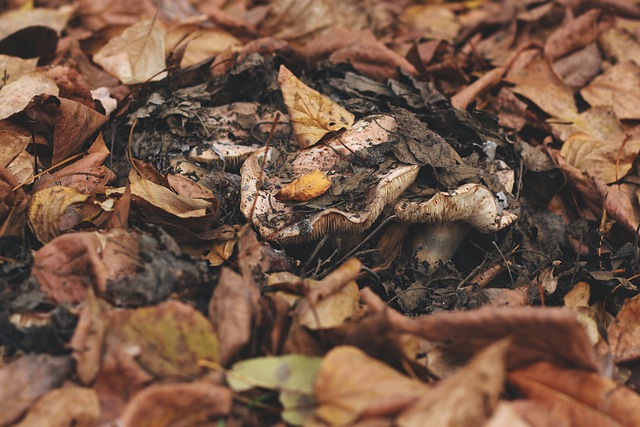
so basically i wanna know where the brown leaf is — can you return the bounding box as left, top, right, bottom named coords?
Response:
left=397, top=340, right=509, bottom=427
left=509, top=362, right=640, bottom=426
left=544, top=9, right=606, bottom=61
left=0, top=167, right=29, bottom=236
left=0, top=71, right=58, bottom=121
left=28, top=186, right=88, bottom=244
left=52, top=98, right=108, bottom=164
left=31, top=229, right=140, bottom=303
left=209, top=267, right=261, bottom=365
left=70, top=289, right=110, bottom=385
left=608, top=294, right=640, bottom=363
left=0, top=120, right=31, bottom=168
left=275, top=169, right=332, bottom=202
left=361, top=288, right=598, bottom=371
left=14, top=386, right=100, bottom=427
left=0, top=355, right=73, bottom=426
left=93, top=19, right=167, bottom=85
left=120, top=381, right=233, bottom=427
left=314, top=346, right=430, bottom=425
left=278, top=65, right=354, bottom=148
left=581, top=61, right=640, bottom=120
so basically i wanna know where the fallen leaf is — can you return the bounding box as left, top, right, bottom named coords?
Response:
left=0, top=6, right=73, bottom=40
left=70, top=289, right=110, bottom=385
left=28, top=185, right=88, bottom=244
left=208, top=266, right=261, bottom=365
left=0, top=121, right=33, bottom=168
left=14, top=386, right=100, bottom=427
left=31, top=229, right=140, bottom=304
left=278, top=65, right=354, bottom=148
left=93, top=19, right=167, bottom=85
left=608, top=294, right=640, bottom=363
left=52, top=98, right=108, bottom=164
left=0, top=55, right=38, bottom=84
left=0, top=354, right=73, bottom=426
left=509, top=362, right=640, bottom=426
left=0, top=71, right=59, bottom=121
left=314, top=346, right=430, bottom=425
left=120, top=381, right=233, bottom=427
left=108, top=300, right=220, bottom=378
left=397, top=339, right=509, bottom=427
left=0, top=167, right=29, bottom=236
left=400, top=4, right=461, bottom=40
left=544, top=9, right=605, bottom=61
left=165, top=23, right=241, bottom=68
left=228, top=354, right=322, bottom=425
left=581, top=61, right=640, bottom=120
left=275, top=169, right=332, bottom=202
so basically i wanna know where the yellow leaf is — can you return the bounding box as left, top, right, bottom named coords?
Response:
left=28, top=186, right=88, bottom=243
left=278, top=65, right=354, bottom=148
left=275, top=169, right=332, bottom=202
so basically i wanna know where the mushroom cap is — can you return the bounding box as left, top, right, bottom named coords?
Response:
left=394, top=183, right=517, bottom=232
left=240, top=115, right=419, bottom=244
left=189, top=142, right=261, bottom=172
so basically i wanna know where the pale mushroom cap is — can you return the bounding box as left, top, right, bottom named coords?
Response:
left=240, top=115, right=420, bottom=244
left=394, top=183, right=517, bottom=233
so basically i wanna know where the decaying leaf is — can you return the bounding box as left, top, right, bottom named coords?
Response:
left=509, top=362, right=640, bottom=426
left=228, top=354, right=322, bottom=425
left=28, top=185, right=89, bottom=244
left=608, top=294, right=640, bottom=364
left=14, top=386, right=100, bottom=427
left=0, top=355, right=73, bottom=426
left=275, top=169, right=332, bottom=202
left=396, top=339, right=509, bottom=427
left=108, top=300, right=220, bottom=379
left=278, top=65, right=354, bottom=148
left=314, top=346, right=430, bottom=425
left=93, top=19, right=167, bottom=85
left=0, top=71, right=59, bottom=121
left=119, top=381, right=233, bottom=427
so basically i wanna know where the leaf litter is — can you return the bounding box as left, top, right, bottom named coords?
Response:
left=3, top=0, right=640, bottom=426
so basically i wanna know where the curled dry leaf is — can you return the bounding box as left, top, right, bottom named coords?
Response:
left=581, top=61, right=640, bottom=120
left=278, top=65, right=354, bottom=148
left=0, top=354, right=73, bottom=426
left=93, top=19, right=167, bottom=85
left=314, top=346, right=430, bottom=425
left=509, top=362, right=640, bottom=427
left=28, top=185, right=88, bottom=244
left=0, top=167, right=29, bottom=236
left=119, top=381, right=233, bottom=427
left=275, top=169, right=332, bottom=202
left=0, top=120, right=31, bottom=168
left=52, top=98, right=108, bottom=164
left=397, top=339, right=509, bottom=427
left=13, top=386, right=100, bottom=427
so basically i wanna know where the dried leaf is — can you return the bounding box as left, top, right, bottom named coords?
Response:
left=0, top=71, right=58, bottom=121
left=608, top=294, right=640, bottom=363
left=52, top=98, right=108, bottom=164
left=314, top=346, right=430, bottom=425
left=278, top=65, right=354, bottom=148
left=0, top=355, right=73, bottom=426
left=14, top=386, right=100, bottom=427
left=509, top=362, right=640, bottom=426
left=0, top=55, right=38, bottom=84
left=275, top=169, right=332, bottom=202
left=128, top=174, right=213, bottom=218
left=93, top=19, right=167, bottom=85
left=28, top=186, right=88, bottom=244
left=581, top=61, right=640, bottom=120
left=228, top=354, right=322, bottom=425
left=109, top=300, right=220, bottom=378
left=397, top=340, right=509, bottom=427
left=120, top=381, right=233, bottom=427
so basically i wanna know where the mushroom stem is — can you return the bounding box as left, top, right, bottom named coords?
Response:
left=411, top=221, right=472, bottom=266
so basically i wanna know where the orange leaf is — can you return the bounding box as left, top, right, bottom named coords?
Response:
left=278, top=65, right=354, bottom=148
left=275, top=169, right=332, bottom=202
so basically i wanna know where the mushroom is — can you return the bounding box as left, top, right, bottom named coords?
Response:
left=393, top=183, right=517, bottom=266
left=240, top=114, right=419, bottom=244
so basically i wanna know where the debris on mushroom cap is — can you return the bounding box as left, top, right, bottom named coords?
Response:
left=394, top=183, right=517, bottom=232
left=240, top=115, right=419, bottom=244
left=188, top=143, right=261, bottom=172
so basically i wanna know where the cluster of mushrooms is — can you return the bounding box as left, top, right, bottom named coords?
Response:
left=237, top=114, right=517, bottom=268
left=173, top=69, right=517, bottom=269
